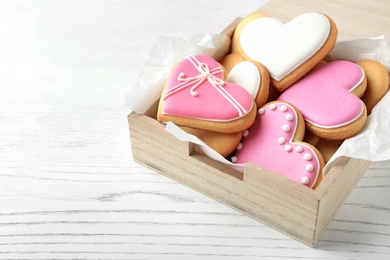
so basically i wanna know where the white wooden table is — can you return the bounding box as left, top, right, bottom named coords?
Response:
left=1, top=0, right=389, bottom=259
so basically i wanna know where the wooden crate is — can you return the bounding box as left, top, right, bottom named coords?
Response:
left=128, top=111, right=370, bottom=247
left=128, top=0, right=388, bottom=247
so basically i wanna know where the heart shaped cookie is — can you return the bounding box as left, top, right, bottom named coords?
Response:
left=232, top=12, right=337, bottom=91
left=356, top=59, right=390, bottom=115
left=157, top=55, right=256, bottom=133
left=231, top=101, right=324, bottom=188
left=220, top=53, right=270, bottom=109
left=278, top=60, right=367, bottom=140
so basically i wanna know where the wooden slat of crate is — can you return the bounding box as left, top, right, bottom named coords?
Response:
left=128, top=112, right=371, bottom=246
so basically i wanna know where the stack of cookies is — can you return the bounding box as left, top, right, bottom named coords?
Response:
left=156, top=12, right=390, bottom=189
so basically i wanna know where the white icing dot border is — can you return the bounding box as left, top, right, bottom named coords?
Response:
left=271, top=102, right=321, bottom=187
left=282, top=124, right=291, bottom=132
left=232, top=102, right=321, bottom=188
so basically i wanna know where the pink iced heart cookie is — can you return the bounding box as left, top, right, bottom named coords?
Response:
left=232, top=12, right=337, bottom=92
left=231, top=101, right=324, bottom=188
left=157, top=55, right=256, bottom=133
left=278, top=60, right=368, bottom=140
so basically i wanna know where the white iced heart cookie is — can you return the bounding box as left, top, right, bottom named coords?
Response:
left=220, top=53, right=270, bottom=108
left=240, top=13, right=329, bottom=81
left=228, top=61, right=260, bottom=99
left=232, top=12, right=337, bottom=92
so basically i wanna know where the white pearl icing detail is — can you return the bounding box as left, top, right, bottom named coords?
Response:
left=231, top=156, right=238, bottom=163
left=286, top=114, right=293, bottom=121
left=296, top=146, right=303, bottom=153
left=270, top=104, right=277, bottom=110
left=304, top=153, right=313, bottom=161
left=280, top=105, right=288, bottom=112
left=237, top=143, right=243, bottom=150
left=282, top=124, right=291, bottom=132
left=301, top=176, right=310, bottom=185
left=243, top=130, right=249, bottom=137
left=306, top=164, right=314, bottom=172
left=259, top=108, right=265, bottom=115
left=285, top=145, right=292, bottom=152
left=278, top=137, right=286, bottom=145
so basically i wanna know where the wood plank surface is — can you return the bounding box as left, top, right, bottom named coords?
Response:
left=0, top=0, right=389, bottom=259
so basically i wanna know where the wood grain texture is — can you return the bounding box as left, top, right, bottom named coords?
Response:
left=1, top=0, right=390, bottom=259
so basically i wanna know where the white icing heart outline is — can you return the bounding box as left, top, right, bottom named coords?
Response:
left=278, top=60, right=366, bottom=129
left=227, top=61, right=260, bottom=99
left=239, top=12, right=330, bottom=81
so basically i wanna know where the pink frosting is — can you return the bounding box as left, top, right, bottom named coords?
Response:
left=162, top=55, right=254, bottom=122
left=278, top=60, right=365, bottom=128
left=232, top=102, right=320, bottom=188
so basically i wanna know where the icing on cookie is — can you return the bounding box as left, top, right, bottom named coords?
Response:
left=233, top=102, right=320, bottom=188
left=162, top=55, right=254, bottom=122
left=239, top=12, right=330, bottom=81
left=227, top=61, right=260, bottom=99
left=278, top=60, right=365, bottom=128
